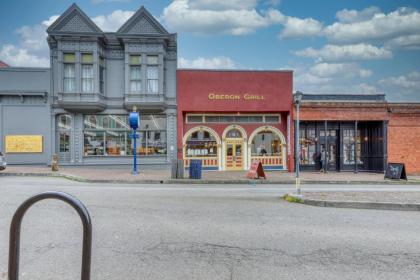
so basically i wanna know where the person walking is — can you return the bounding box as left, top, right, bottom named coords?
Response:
left=320, top=147, right=326, bottom=173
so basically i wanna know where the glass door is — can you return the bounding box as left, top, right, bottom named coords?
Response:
left=225, top=140, right=243, bottom=170
left=320, top=129, right=338, bottom=171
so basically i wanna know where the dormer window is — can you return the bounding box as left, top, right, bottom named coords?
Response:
left=130, top=55, right=141, bottom=93
left=147, top=55, right=158, bottom=94
left=63, top=53, right=76, bottom=92
left=81, top=53, right=94, bottom=93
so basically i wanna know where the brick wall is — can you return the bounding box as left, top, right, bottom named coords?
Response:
left=298, top=104, right=388, bottom=121
left=388, top=106, right=420, bottom=175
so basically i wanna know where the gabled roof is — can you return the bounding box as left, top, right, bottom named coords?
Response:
left=117, top=6, right=169, bottom=36
left=47, top=3, right=103, bottom=35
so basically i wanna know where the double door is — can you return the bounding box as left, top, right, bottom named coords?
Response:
left=320, top=129, right=338, bottom=171
left=225, top=140, right=243, bottom=170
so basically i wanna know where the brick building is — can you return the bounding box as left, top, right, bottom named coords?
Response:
left=293, top=94, right=420, bottom=175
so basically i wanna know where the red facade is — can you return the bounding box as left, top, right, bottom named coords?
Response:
left=177, top=70, right=293, bottom=171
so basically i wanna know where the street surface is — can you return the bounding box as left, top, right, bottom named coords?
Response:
left=1, top=177, right=420, bottom=279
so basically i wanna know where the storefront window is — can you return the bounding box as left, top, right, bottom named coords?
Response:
left=84, top=131, right=105, bottom=156
left=187, top=115, right=203, bottom=123
left=185, top=130, right=218, bottom=157
left=200, top=115, right=278, bottom=123
left=59, top=132, right=70, bottom=152
left=83, top=114, right=166, bottom=156
left=105, top=131, right=126, bottom=156
left=251, top=131, right=282, bottom=156
left=300, top=128, right=316, bottom=165
left=58, top=114, right=71, bottom=153
left=343, top=129, right=355, bottom=164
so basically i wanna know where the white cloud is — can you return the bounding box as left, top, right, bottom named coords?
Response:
left=91, top=0, right=132, bottom=3
left=335, top=6, right=381, bottom=23
left=295, top=43, right=392, bottom=62
left=0, top=44, right=49, bottom=67
left=92, top=10, right=134, bottom=31
left=178, top=56, right=236, bottom=69
left=15, top=15, right=58, bottom=52
left=0, top=15, right=59, bottom=67
left=379, top=71, right=420, bottom=90
left=161, top=0, right=284, bottom=35
left=42, top=15, right=60, bottom=27
left=385, top=34, right=420, bottom=50
left=378, top=71, right=420, bottom=101
left=324, top=7, right=420, bottom=43
left=189, top=0, right=257, bottom=11
left=279, top=16, right=323, bottom=38
left=310, top=62, right=372, bottom=78
left=352, top=83, right=378, bottom=94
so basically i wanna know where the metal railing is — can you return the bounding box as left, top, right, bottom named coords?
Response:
left=8, top=191, right=92, bottom=280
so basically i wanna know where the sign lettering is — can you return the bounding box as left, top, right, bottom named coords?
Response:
left=208, top=93, right=265, bottom=101
left=5, top=135, right=43, bottom=153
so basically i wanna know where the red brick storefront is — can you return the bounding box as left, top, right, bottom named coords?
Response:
left=177, top=70, right=293, bottom=171
left=294, top=95, right=420, bottom=175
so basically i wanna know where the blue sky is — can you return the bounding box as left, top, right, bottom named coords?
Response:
left=0, top=0, right=419, bottom=101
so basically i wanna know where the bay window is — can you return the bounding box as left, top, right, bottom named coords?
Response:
left=63, top=53, right=75, bottom=92
left=147, top=55, right=159, bottom=93
left=130, top=55, right=141, bottom=93
left=81, top=54, right=93, bottom=93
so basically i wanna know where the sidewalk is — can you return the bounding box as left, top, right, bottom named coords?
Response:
left=1, top=165, right=420, bottom=184
left=285, top=192, right=420, bottom=211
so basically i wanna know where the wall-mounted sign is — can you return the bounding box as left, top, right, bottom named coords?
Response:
left=208, top=93, right=265, bottom=101
left=5, top=135, right=43, bottom=153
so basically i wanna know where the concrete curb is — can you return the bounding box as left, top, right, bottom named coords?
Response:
left=284, top=193, right=420, bottom=211
left=1, top=172, right=420, bottom=185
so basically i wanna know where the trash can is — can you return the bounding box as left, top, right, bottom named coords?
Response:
left=189, top=159, right=202, bottom=179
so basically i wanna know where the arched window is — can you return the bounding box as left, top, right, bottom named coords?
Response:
left=251, top=130, right=282, bottom=156
left=185, top=130, right=218, bottom=157
left=58, top=114, right=72, bottom=130
left=226, top=129, right=242, bottom=138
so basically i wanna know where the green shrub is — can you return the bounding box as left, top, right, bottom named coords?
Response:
left=283, top=194, right=303, bottom=203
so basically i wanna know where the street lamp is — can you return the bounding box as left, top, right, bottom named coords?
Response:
left=294, top=91, right=303, bottom=196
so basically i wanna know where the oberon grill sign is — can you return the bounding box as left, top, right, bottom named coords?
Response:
left=208, top=93, right=265, bottom=101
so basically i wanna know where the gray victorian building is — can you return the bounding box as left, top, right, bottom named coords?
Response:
left=0, top=3, right=177, bottom=166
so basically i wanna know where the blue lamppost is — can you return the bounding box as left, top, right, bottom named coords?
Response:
left=129, top=106, right=140, bottom=175
left=294, top=91, right=303, bottom=196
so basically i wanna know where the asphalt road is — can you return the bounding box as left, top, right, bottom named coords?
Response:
left=1, top=177, right=420, bottom=280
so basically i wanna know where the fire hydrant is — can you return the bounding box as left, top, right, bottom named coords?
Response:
left=51, top=154, right=59, bottom=171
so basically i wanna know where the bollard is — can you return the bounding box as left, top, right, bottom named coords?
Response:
left=8, top=191, right=92, bottom=280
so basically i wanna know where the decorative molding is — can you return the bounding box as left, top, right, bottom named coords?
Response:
left=127, top=17, right=164, bottom=35
left=59, top=12, right=96, bottom=33
left=165, top=51, right=177, bottom=60
left=80, top=42, right=95, bottom=51
left=61, top=42, right=78, bottom=51
left=117, top=6, right=169, bottom=36
left=107, top=49, right=124, bottom=59
left=47, top=3, right=103, bottom=35
left=127, top=44, right=163, bottom=53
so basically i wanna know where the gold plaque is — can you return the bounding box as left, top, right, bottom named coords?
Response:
left=5, top=135, right=43, bottom=153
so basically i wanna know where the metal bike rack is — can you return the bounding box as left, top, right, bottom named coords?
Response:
left=8, top=191, right=92, bottom=280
